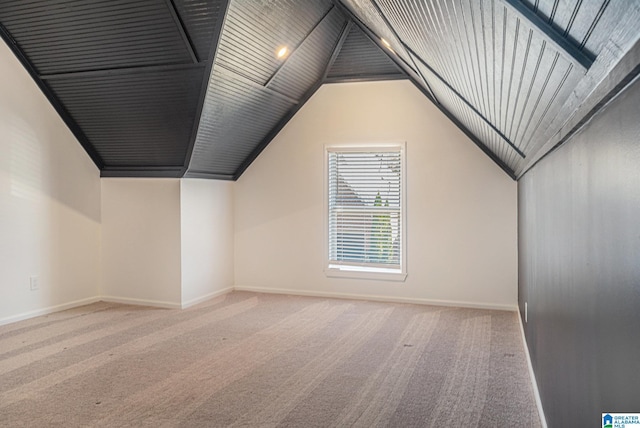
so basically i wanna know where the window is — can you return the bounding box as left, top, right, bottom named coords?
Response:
left=325, top=143, right=406, bottom=281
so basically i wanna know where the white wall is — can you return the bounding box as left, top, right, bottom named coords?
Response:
left=0, top=39, right=101, bottom=324
left=101, top=179, right=182, bottom=307
left=234, top=80, right=518, bottom=309
left=180, top=179, right=234, bottom=307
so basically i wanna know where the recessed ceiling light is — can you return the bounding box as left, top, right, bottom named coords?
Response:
left=276, top=46, right=288, bottom=58
left=381, top=38, right=391, bottom=49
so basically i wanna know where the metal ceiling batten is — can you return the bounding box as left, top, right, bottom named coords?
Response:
left=214, top=0, right=334, bottom=85
left=326, top=23, right=406, bottom=82
left=1, top=0, right=637, bottom=182
left=173, top=0, right=226, bottom=61
left=370, top=0, right=594, bottom=171
left=333, top=1, right=436, bottom=99
left=0, top=1, right=192, bottom=75
left=1, top=0, right=226, bottom=178
left=406, top=44, right=526, bottom=159
left=163, top=0, right=200, bottom=63
left=517, top=3, right=640, bottom=177
left=232, top=18, right=352, bottom=180
left=180, top=0, right=231, bottom=176
left=186, top=0, right=347, bottom=178
left=498, top=0, right=594, bottom=70
left=338, top=0, right=417, bottom=74
left=267, top=7, right=346, bottom=101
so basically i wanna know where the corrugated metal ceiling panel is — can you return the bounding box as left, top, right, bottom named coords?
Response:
left=327, top=24, right=405, bottom=80
left=267, top=7, right=346, bottom=101
left=414, top=54, right=521, bottom=171
left=375, top=0, right=586, bottom=170
left=215, top=0, right=333, bottom=85
left=0, top=1, right=191, bottom=75
left=187, top=66, right=295, bottom=176
left=187, top=2, right=349, bottom=177
left=2, top=0, right=637, bottom=179
left=47, top=67, right=204, bottom=167
left=174, top=0, right=225, bottom=61
left=339, top=0, right=416, bottom=73
left=520, top=0, right=616, bottom=56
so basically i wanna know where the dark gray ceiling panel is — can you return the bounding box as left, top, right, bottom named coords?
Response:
left=327, top=24, right=405, bottom=81
left=215, top=0, right=333, bottom=85
left=339, top=0, right=416, bottom=72
left=267, top=7, right=347, bottom=101
left=47, top=68, right=204, bottom=167
left=0, top=1, right=191, bottom=75
left=2, top=0, right=638, bottom=180
left=173, top=0, right=225, bottom=61
left=187, top=66, right=295, bottom=176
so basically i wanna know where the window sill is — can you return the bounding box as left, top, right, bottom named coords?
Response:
left=324, top=266, right=407, bottom=282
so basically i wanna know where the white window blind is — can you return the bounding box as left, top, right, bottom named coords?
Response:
left=327, top=147, right=403, bottom=272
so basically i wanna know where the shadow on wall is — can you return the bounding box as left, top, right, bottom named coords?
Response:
left=0, top=113, right=101, bottom=223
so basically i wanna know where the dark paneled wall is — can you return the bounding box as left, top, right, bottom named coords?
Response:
left=518, top=77, right=640, bottom=427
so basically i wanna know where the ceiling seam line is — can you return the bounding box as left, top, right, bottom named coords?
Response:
left=181, top=0, right=232, bottom=175
left=332, top=1, right=428, bottom=97
left=408, top=53, right=440, bottom=105
left=368, top=0, right=439, bottom=102
left=40, top=62, right=205, bottom=80
left=216, top=64, right=300, bottom=105
left=264, top=4, right=336, bottom=88
left=321, top=20, right=352, bottom=81
left=233, top=12, right=351, bottom=180
left=410, top=80, right=516, bottom=180
left=163, top=0, right=199, bottom=63
left=404, top=44, right=525, bottom=158
left=324, top=75, right=409, bottom=84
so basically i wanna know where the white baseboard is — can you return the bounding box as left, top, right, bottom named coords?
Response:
left=1, top=286, right=516, bottom=326
left=233, top=286, right=518, bottom=311
left=0, top=296, right=101, bottom=327
left=181, top=287, right=234, bottom=309
left=100, top=295, right=181, bottom=309
left=518, top=310, right=548, bottom=428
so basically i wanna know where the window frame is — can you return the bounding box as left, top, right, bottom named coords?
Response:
left=323, top=142, right=407, bottom=282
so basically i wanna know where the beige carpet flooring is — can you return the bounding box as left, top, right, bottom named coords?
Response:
left=0, top=291, right=541, bottom=427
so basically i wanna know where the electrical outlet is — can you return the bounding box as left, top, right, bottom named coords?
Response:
left=525, top=302, right=528, bottom=323
left=30, top=275, right=39, bottom=291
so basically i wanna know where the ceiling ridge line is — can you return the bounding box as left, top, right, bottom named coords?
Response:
left=409, top=79, right=517, bottom=180
left=368, top=0, right=438, bottom=102
left=182, top=0, right=232, bottom=176
left=216, top=64, right=300, bottom=105
left=40, top=62, right=205, bottom=80
left=404, top=44, right=525, bottom=159
left=321, top=20, right=353, bottom=82
left=264, top=4, right=337, bottom=88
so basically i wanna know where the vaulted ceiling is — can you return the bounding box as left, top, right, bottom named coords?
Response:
left=1, top=1, right=638, bottom=180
